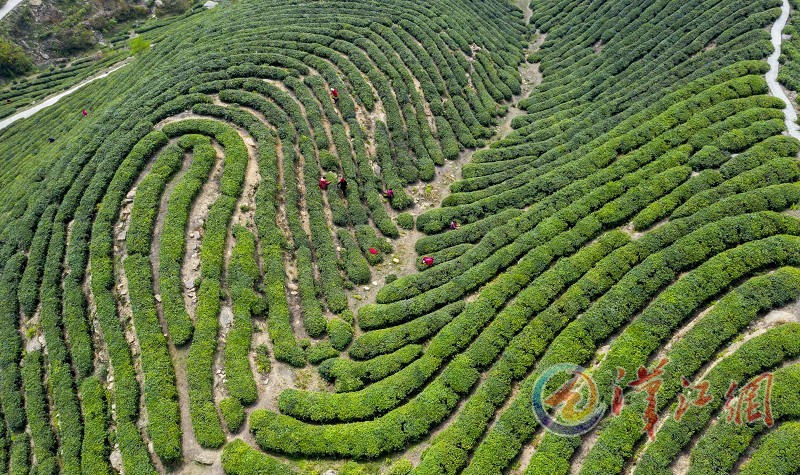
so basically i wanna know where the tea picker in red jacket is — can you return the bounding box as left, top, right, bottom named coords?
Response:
left=330, top=87, right=339, bottom=103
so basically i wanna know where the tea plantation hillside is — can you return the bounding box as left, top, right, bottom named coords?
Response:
left=0, top=0, right=799, bottom=473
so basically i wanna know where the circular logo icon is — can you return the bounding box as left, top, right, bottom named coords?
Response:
left=531, top=363, right=606, bottom=436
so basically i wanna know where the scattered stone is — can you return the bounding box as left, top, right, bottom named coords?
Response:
left=184, top=278, right=195, bottom=289
left=372, top=281, right=378, bottom=286
left=392, top=258, right=400, bottom=264
left=195, top=453, right=215, bottom=465
left=116, top=231, right=127, bottom=241
left=203, top=0, right=218, bottom=9
left=290, top=290, right=298, bottom=295
left=363, top=286, right=370, bottom=291
left=220, top=306, right=234, bottom=327
left=154, top=294, right=161, bottom=302
left=109, top=447, right=123, bottom=473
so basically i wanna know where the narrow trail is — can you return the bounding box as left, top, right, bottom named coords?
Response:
left=0, top=59, right=131, bottom=131
left=768, top=0, right=800, bottom=140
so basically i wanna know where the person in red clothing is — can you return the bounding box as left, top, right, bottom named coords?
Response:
left=384, top=188, right=394, bottom=199
left=81, top=109, right=88, bottom=117
left=338, top=176, right=348, bottom=194
left=450, top=221, right=460, bottom=230
left=422, top=256, right=434, bottom=266
left=319, top=176, right=331, bottom=190
left=368, top=247, right=379, bottom=255
left=330, top=87, right=339, bottom=103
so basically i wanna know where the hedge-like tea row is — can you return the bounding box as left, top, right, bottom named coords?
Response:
left=161, top=119, right=248, bottom=448
left=538, top=266, right=800, bottom=475
left=738, top=421, right=800, bottom=475
left=0, top=254, right=25, bottom=433
left=224, top=226, right=260, bottom=406
left=158, top=134, right=217, bottom=345
left=221, top=440, right=294, bottom=475
left=220, top=398, right=246, bottom=433
left=462, top=213, right=800, bottom=475
left=122, top=255, right=182, bottom=464
left=21, top=352, right=57, bottom=475
left=17, top=204, right=56, bottom=317
left=337, top=229, right=371, bottom=285
left=347, top=302, right=465, bottom=360
left=634, top=323, right=800, bottom=475
left=319, top=345, right=424, bottom=392
left=414, top=208, right=523, bottom=255
left=89, top=129, right=165, bottom=474
left=79, top=377, right=112, bottom=475
left=685, top=362, right=800, bottom=475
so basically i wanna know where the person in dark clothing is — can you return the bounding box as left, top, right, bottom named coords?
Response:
left=48, top=137, right=56, bottom=143
left=338, top=177, right=347, bottom=194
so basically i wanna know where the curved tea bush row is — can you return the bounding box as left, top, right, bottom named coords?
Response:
left=532, top=265, right=800, bottom=475
left=0, top=255, right=25, bottom=433
left=459, top=211, right=800, bottom=475
left=123, top=255, right=182, bottom=465
left=738, top=421, right=800, bottom=475
left=347, top=302, right=465, bottom=360
left=158, top=134, right=218, bottom=346
left=89, top=129, right=166, bottom=474
left=17, top=204, right=56, bottom=317
left=160, top=119, right=247, bottom=448
left=319, top=345, right=424, bottom=392
left=221, top=440, right=294, bottom=475
left=124, top=135, right=185, bottom=465
left=224, top=226, right=260, bottom=406
left=21, top=351, right=57, bottom=475
left=79, top=377, right=112, bottom=475
left=633, top=323, right=800, bottom=475
left=685, top=362, right=800, bottom=475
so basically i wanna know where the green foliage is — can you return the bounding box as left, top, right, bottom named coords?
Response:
left=0, top=38, right=33, bottom=79
left=225, top=226, right=259, bottom=406
left=220, top=398, right=245, bottom=433
left=337, top=229, right=371, bottom=285
left=221, top=440, right=294, bottom=475
left=80, top=377, right=112, bottom=475
left=327, top=318, right=354, bottom=351
left=396, top=212, right=414, bottom=230
left=130, top=36, right=151, bottom=56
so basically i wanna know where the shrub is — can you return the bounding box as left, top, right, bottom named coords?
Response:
left=220, top=398, right=245, bottom=433
left=220, top=440, right=293, bottom=475
left=396, top=213, right=414, bottom=230
left=327, top=318, right=354, bottom=351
